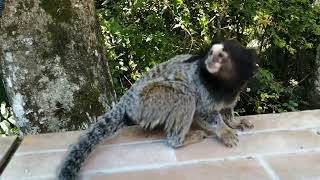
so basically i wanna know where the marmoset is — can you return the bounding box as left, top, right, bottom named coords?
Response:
left=58, top=40, right=258, bottom=179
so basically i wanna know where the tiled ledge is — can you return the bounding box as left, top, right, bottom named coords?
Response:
left=2, top=110, right=320, bottom=180
left=0, top=136, right=18, bottom=174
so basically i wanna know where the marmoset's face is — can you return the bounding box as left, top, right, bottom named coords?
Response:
left=205, top=41, right=258, bottom=81
left=205, top=43, right=234, bottom=80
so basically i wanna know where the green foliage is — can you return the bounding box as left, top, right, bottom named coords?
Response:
left=97, top=0, right=320, bottom=114
left=253, top=0, right=320, bottom=54
left=97, top=0, right=225, bottom=95
left=0, top=101, right=18, bottom=136
left=1, top=76, right=19, bottom=136
left=236, top=68, right=299, bottom=115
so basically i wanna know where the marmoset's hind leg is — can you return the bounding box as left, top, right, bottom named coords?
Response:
left=166, top=124, right=191, bottom=148
left=155, top=119, right=208, bottom=148
left=166, top=113, right=206, bottom=148
left=167, top=129, right=209, bottom=148
left=182, top=130, right=209, bottom=146
left=195, top=113, right=239, bottom=147
left=221, top=108, right=254, bottom=131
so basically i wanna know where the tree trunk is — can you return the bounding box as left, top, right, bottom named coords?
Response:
left=0, top=0, right=116, bottom=135
left=310, top=44, right=320, bottom=108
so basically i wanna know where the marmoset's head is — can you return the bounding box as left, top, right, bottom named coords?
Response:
left=205, top=40, right=258, bottom=82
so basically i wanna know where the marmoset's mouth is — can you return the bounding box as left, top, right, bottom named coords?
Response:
left=206, top=61, right=221, bottom=74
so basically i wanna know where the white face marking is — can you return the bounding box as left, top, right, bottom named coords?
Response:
left=205, top=44, right=225, bottom=74
left=211, top=44, right=224, bottom=55
left=206, top=61, right=221, bottom=74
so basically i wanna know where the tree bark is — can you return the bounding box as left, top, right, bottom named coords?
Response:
left=310, top=44, right=320, bottom=108
left=0, top=0, right=116, bottom=134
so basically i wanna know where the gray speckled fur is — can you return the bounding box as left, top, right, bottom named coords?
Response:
left=58, top=44, right=255, bottom=179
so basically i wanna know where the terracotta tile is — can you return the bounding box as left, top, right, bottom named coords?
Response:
left=83, top=159, right=271, bottom=180
left=4, top=110, right=320, bottom=180
left=2, top=141, right=175, bottom=179
left=238, top=110, right=320, bottom=132
left=0, top=135, right=18, bottom=171
left=15, top=110, right=320, bottom=154
left=0, top=136, right=18, bottom=160
left=15, top=131, right=82, bottom=153
left=1, top=151, right=64, bottom=180
left=266, top=152, right=320, bottom=180
left=175, top=130, right=320, bottom=161
left=16, top=126, right=164, bottom=154
left=101, top=126, right=164, bottom=145
left=82, top=141, right=175, bottom=171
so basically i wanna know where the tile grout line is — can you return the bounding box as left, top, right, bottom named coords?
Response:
left=256, top=156, right=280, bottom=180
left=169, top=148, right=177, bottom=162
left=235, top=109, right=320, bottom=119
left=14, top=149, right=67, bottom=156
left=239, top=126, right=320, bottom=135
left=14, top=139, right=167, bottom=156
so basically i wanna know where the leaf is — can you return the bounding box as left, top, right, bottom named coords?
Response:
left=120, top=66, right=128, bottom=71
left=0, top=120, right=11, bottom=134
left=10, top=127, right=19, bottom=134
left=289, top=100, right=298, bottom=107
left=273, top=35, right=286, bottom=48
left=173, top=24, right=181, bottom=29
left=0, top=102, right=9, bottom=119
left=314, top=26, right=320, bottom=35
left=146, top=36, right=152, bottom=42
left=176, top=0, right=183, bottom=4
left=7, top=116, right=16, bottom=126
left=305, top=43, right=313, bottom=49
left=1, top=102, right=6, bottom=115
left=260, top=93, right=269, bottom=101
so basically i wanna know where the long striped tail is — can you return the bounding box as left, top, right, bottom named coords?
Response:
left=57, top=105, right=126, bottom=180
